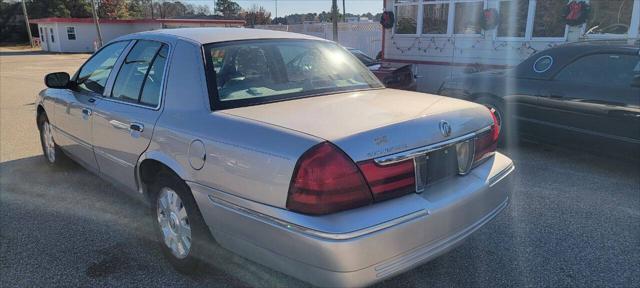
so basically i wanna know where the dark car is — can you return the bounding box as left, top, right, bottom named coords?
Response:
left=438, top=40, right=640, bottom=157
left=347, top=48, right=417, bottom=91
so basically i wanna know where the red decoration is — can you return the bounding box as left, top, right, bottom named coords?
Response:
left=380, top=11, right=395, bottom=29
left=563, top=1, right=590, bottom=26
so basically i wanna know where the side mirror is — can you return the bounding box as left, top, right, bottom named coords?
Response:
left=632, top=75, right=640, bottom=88
left=44, top=72, right=71, bottom=89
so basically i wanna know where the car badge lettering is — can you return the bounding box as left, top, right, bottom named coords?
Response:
left=374, top=136, right=388, bottom=146
left=439, top=120, right=452, bottom=137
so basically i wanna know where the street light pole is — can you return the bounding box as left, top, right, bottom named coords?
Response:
left=20, top=0, right=33, bottom=47
left=332, top=0, right=338, bottom=41
left=91, top=0, right=103, bottom=48
left=342, top=0, right=346, bottom=22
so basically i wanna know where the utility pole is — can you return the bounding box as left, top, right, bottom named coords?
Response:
left=20, top=0, right=33, bottom=47
left=332, top=0, right=338, bottom=41
left=91, top=0, right=103, bottom=48
left=342, top=0, right=346, bottom=22
left=275, top=0, right=278, bottom=19
left=150, top=0, right=154, bottom=19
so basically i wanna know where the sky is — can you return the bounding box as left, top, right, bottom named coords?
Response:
left=184, top=0, right=384, bottom=17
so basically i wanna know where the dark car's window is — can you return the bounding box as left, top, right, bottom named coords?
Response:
left=111, top=40, right=167, bottom=107
left=349, top=49, right=377, bottom=66
left=204, top=39, right=383, bottom=110
left=76, top=41, right=129, bottom=94
left=555, top=54, right=638, bottom=88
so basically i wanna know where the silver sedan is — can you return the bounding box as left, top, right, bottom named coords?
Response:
left=36, top=28, right=514, bottom=287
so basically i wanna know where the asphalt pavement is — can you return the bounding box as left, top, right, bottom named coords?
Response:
left=1, top=50, right=639, bottom=287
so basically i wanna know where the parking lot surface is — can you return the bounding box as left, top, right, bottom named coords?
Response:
left=1, top=51, right=639, bottom=287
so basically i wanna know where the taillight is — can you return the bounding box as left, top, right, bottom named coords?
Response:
left=287, top=142, right=373, bottom=215
left=473, top=108, right=500, bottom=164
left=358, top=159, right=415, bottom=201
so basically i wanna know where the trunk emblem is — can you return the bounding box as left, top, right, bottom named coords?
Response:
left=374, top=136, right=388, bottom=145
left=439, top=120, right=452, bottom=137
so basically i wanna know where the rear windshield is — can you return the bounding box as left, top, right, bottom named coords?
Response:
left=203, top=39, right=384, bottom=110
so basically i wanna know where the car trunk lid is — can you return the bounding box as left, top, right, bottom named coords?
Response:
left=221, top=88, right=493, bottom=162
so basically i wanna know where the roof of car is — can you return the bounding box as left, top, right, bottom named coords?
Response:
left=128, top=27, right=327, bottom=45
left=559, top=39, right=640, bottom=51
left=514, top=39, right=639, bottom=79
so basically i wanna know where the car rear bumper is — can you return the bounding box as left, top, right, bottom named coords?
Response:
left=189, top=152, right=514, bottom=287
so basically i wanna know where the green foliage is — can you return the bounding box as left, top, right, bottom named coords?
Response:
left=241, top=4, right=271, bottom=27
left=215, top=0, right=241, bottom=18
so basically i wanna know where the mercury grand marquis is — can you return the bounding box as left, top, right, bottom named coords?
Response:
left=36, top=28, right=514, bottom=287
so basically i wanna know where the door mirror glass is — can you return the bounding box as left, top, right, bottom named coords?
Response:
left=44, top=72, right=70, bottom=89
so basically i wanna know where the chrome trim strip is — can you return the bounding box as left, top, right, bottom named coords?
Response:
left=207, top=195, right=429, bottom=241
left=94, top=148, right=135, bottom=168
left=488, top=162, right=515, bottom=187
left=374, top=126, right=492, bottom=166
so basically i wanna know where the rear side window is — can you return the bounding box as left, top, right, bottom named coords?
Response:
left=554, top=54, right=638, bottom=88
left=111, top=40, right=168, bottom=107
left=76, top=41, right=129, bottom=94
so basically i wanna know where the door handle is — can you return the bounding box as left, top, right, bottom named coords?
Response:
left=109, top=119, right=129, bottom=130
left=129, top=123, right=144, bottom=133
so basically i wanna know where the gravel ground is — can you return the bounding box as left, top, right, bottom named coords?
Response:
left=1, top=51, right=639, bottom=287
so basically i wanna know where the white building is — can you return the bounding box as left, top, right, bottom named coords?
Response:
left=382, top=0, right=640, bottom=92
left=31, top=18, right=245, bottom=53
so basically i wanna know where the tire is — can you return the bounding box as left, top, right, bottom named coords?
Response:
left=149, top=171, right=212, bottom=274
left=38, top=112, right=69, bottom=165
left=474, top=96, right=510, bottom=146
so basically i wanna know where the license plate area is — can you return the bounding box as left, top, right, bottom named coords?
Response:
left=414, top=146, right=459, bottom=193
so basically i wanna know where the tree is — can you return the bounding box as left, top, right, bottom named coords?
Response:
left=215, top=0, right=240, bottom=18
left=65, top=0, right=92, bottom=18
left=241, top=4, right=271, bottom=27
left=98, top=0, right=130, bottom=19
left=272, top=16, right=286, bottom=25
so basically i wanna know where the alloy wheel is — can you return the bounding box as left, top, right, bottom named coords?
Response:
left=157, top=187, right=192, bottom=259
left=42, top=121, right=56, bottom=163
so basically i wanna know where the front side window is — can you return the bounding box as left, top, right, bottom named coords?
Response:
left=395, top=0, right=419, bottom=34
left=497, top=0, right=529, bottom=38
left=76, top=41, right=129, bottom=94
left=423, top=0, right=449, bottom=34
left=532, top=0, right=566, bottom=38
left=67, top=27, right=76, bottom=40
left=586, top=0, right=634, bottom=36
left=205, top=40, right=383, bottom=110
left=111, top=40, right=166, bottom=107
left=555, top=54, right=638, bottom=88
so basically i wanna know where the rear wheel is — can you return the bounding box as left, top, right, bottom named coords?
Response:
left=38, top=113, right=69, bottom=165
left=150, top=171, right=212, bottom=273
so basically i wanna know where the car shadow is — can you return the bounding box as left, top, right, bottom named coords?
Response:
left=0, top=155, right=307, bottom=287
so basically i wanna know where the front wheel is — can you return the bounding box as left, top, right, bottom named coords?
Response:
left=150, top=172, right=213, bottom=273
left=38, top=113, right=69, bottom=165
